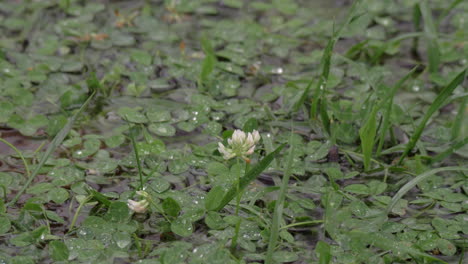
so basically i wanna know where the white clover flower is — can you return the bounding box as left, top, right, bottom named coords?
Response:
left=218, top=129, right=261, bottom=161
left=127, top=199, right=149, bottom=213
left=136, top=190, right=149, bottom=198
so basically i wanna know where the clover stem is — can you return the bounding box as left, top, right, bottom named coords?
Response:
left=231, top=158, right=243, bottom=251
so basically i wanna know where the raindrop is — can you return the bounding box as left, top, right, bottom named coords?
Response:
left=266, top=133, right=271, bottom=138
left=412, top=85, right=420, bottom=92
left=116, top=238, right=130, bottom=248
left=272, top=67, right=283, bottom=74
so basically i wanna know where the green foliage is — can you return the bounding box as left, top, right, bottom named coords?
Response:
left=0, top=1, right=466, bottom=263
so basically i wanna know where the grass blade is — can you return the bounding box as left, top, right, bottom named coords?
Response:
left=451, top=96, right=467, bottom=140
left=419, top=1, right=440, bottom=73
left=214, top=143, right=285, bottom=211
left=377, top=66, right=419, bottom=155
left=127, top=124, right=144, bottom=190
left=0, top=138, right=31, bottom=179
left=398, top=69, right=466, bottom=164
left=349, top=230, right=448, bottom=263
left=265, top=141, right=295, bottom=264
left=198, top=36, right=216, bottom=89
left=309, top=0, right=362, bottom=118
left=291, top=79, right=313, bottom=113
left=6, top=91, right=96, bottom=207
left=315, top=241, right=332, bottom=264
left=437, top=0, right=463, bottom=28
left=359, top=106, right=378, bottom=171
left=429, top=138, right=468, bottom=164
left=386, top=166, right=468, bottom=214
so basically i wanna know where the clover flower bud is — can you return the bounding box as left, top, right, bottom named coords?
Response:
left=127, top=199, right=149, bottom=213
left=218, top=129, right=261, bottom=160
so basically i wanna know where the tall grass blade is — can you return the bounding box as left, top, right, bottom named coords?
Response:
left=359, top=106, right=378, bottom=171
left=377, top=66, right=419, bottom=155
left=419, top=1, right=440, bottom=73
left=292, top=79, right=313, bottom=113
left=0, top=138, right=31, bottom=179
left=309, top=0, right=362, bottom=118
left=198, top=36, right=216, bottom=89
left=386, top=166, right=468, bottom=214
left=265, top=141, right=295, bottom=264
left=7, top=91, right=96, bottom=207
left=451, top=97, right=467, bottom=140
left=437, top=0, right=463, bottom=27
left=127, top=125, right=144, bottom=190
left=315, top=241, right=332, bottom=264
left=398, top=69, right=466, bottom=164
left=349, top=230, right=448, bottom=263
left=430, top=138, right=468, bottom=164
left=214, top=144, right=285, bottom=211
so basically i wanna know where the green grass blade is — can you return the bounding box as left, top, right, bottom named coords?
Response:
left=386, top=166, right=468, bottom=214
left=398, top=69, right=466, bottom=164
left=6, top=91, right=96, bottom=207
left=430, top=137, right=468, bottom=164
left=265, top=142, right=295, bottom=264
left=198, top=36, right=216, bottom=89
left=214, top=143, right=285, bottom=211
left=451, top=96, right=467, bottom=140
left=0, top=138, right=31, bottom=179
left=315, top=241, right=332, bottom=264
left=292, top=79, right=313, bottom=113
left=310, top=0, right=362, bottom=118
left=419, top=1, right=440, bottom=73
left=127, top=125, right=144, bottom=190
left=437, top=0, right=463, bottom=27
left=319, top=99, right=331, bottom=136
left=87, top=187, right=112, bottom=207
left=349, top=230, right=449, bottom=263
left=359, top=106, right=378, bottom=171
left=377, top=66, right=419, bottom=155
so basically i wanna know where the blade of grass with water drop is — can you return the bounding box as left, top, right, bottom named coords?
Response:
left=7, top=91, right=96, bottom=207
left=398, top=69, right=466, bottom=164
left=214, top=143, right=285, bottom=211
left=376, top=66, right=419, bottom=155
left=265, top=141, right=295, bottom=264
left=386, top=166, right=468, bottom=214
